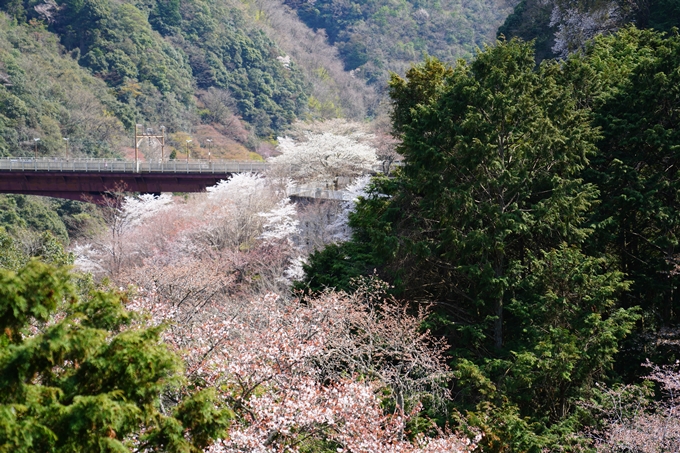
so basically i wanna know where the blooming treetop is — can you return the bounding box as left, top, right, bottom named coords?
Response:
left=270, top=133, right=378, bottom=185
left=259, top=199, right=300, bottom=243
left=122, top=193, right=173, bottom=227
left=128, top=288, right=478, bottom=453
left=74, top=193, right=173, bottom=276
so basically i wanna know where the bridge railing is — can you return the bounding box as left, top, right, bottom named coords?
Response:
left=287, top=187, right=354, bottom=201
left=0, top=157, right=269, bottom=173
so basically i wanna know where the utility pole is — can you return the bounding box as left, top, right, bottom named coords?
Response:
left=160, top=126, right=165, bottom=161
left=146, top=127, right=153, bottom=150
left=63, top=137, right=69, bottom=160
left=33, top=137, right=39, bottom=159
left=206, top=139, right=212, bottom=163
left=135, top=124, right=168, bottom=169
left=186, top=139, right=192, bottom=164
left=134, top=124, right=141, bottom=171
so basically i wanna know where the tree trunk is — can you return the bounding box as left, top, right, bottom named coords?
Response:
left=494, top=295, right=503, bottom=349
left=494, top=251, right=505, bottom=349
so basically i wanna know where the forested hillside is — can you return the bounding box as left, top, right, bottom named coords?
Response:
left=0, top=0, right=515, bottom=161
left=286, top=0, right=518, bottom=86
left=0, top=17, right=126, bottom=157
left=499, top=0, right=680, bottom=60
left=0, top=0, right=370, bottom=159
left=0, top=0, right=310, bottom=151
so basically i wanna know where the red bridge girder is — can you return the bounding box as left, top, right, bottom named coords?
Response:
left=0, top=171, right=234, bottom=204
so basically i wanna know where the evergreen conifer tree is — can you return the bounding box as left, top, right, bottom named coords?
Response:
left=303, top=39, right=640, bottom=449
left=0, top=260, right=232, bottom=452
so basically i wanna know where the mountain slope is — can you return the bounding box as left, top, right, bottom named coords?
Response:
left=0, top=16, right=126, bottom=157
left=498, top=0, right=680, bottom=61
left=0, top=0, right=521, bottom=159
left=285, top=0, right=518, bottom=86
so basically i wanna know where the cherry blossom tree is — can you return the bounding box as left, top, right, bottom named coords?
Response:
left=73, top=174, right=305, bottom=299
left=75, top=188, right=172, bottom=277
left=128, top=286, right=477, bottom=453
left=586, top=361, right=680, bottom=452
left=259, top=198, right=300, bottom=243
left=196, top=173, right=282, bottom=250
left=284, top=119, right=373, bottom=141
left=70, top=173, right=478, bottom=452
left=326, top=175, right=372, bottom=243
left=269, top=133, right=378, bottom=189
left=284, top=118, right=401, bottom=176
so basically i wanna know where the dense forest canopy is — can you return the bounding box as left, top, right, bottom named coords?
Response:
left=302, top=28, right=680, bottom=450
left=0, top=0, right=340, bottom=159
left=0, top=0, right=309, bottom=146
left=0, top=16, right=126, bottom=158
left=0, top=0, right=518, bottom=160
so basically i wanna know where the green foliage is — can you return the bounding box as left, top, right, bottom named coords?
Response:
left=55, top=0, right=195, bottom=128
left=646, top=0, right=680, bottom=32
left=47, top=0, right=308, bottom=136
left=0, top=195, right=68, bottom=243
left=0, top=260, right=231, bottom=452
left=0, top=228, right=25, bottom=271
left=299, top=241, right=376, bottom=292
left=0, top=0, right=312, bottom=145
left=386, top=38, right=604, bottom=348
left=303, top=38, right=646, bottom=449
left=0, top=227, right=75, bottom=273
left=561, top=28, right=680, bottom=373
left=505, top=246, right=637, bottom=420
left=170, top=3, right=309, bottom=136
left=0, top=16, right=125, bottom=158
left=53, top=199, right=105, bottom=241
left=0, top=193, right=104, bottom=250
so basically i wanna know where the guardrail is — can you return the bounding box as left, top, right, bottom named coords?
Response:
left=0, top=157, right=269, bottom=173
left=288, top=187, right=353, bottom=201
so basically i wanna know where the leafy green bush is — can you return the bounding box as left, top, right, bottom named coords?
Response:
left=0, top=259, right=232, bottom=452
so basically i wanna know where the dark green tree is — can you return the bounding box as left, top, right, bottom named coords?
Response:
left=303, top=40, right=640, bottom=450
left=0, top=260, right=232, bottom=452
left=387, top=41, right=602, bottom=350
left=524, top=28, right=680, bottom=380
left=577, top=28, right=680, bottom=328
left=149, top=0, right=182, bottom=35
left=0, top=195, right=69, bottom=244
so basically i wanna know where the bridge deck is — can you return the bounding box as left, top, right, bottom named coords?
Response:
left=0, top=157, right=267, bottom=203
left=0, top=157, right=364, bottom=204
left=0, top=157, right=268, bottom=174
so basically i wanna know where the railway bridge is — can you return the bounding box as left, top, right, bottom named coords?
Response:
left=0, top=157, right=358, bottom=203
left=0, top=157, right=268, bottom=204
